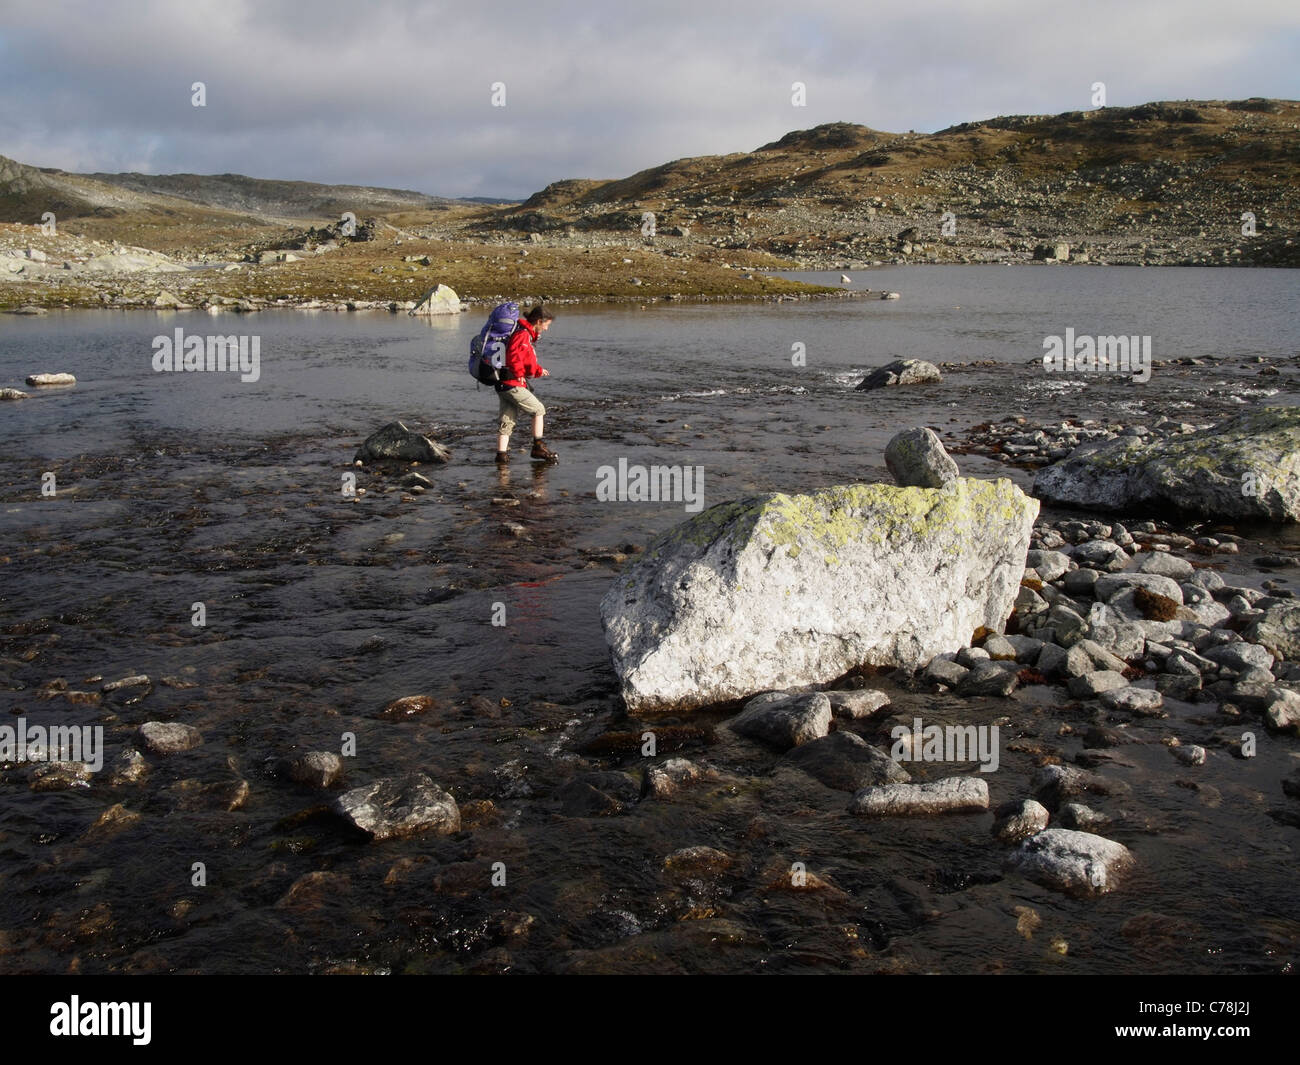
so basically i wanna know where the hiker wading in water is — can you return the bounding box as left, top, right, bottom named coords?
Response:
left=496, top=305, right=558, bottom=464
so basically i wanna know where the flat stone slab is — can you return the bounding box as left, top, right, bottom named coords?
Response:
left=849, top=775, right=989, bottom=816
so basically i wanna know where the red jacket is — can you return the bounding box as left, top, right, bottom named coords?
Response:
left=499, top=319, right=543, bottom=388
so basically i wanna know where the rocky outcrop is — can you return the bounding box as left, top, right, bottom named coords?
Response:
left=600, top=477, right=1038, bottom=713
left=354, top=421, right=450, bottom=464
left=855, top=359, right=941, bottom=391
left=1034, top=407, right=1300, bottom=522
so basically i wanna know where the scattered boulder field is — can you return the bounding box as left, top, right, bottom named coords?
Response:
left=596, top=412, right=1300, bottom=896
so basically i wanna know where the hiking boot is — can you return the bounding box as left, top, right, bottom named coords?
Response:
left=530, top=439, right=558, bottom=464
left=494, top=450, right=510, bottom=466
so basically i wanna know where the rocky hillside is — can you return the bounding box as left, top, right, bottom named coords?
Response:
left=489, top=99, right=1300, bottom=267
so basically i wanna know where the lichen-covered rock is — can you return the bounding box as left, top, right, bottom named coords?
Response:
left=1005, top=828, right=1134, bottom=895
left=600, top=478, right=1038, bottom=712
left=333, top=772, right=460, bottom=840
left=885, top=427, right=959, bottom=488
left=855, top=359, right=941, bottom=391
left=354, top=421, right=450, bottom=464
left=1034, top=407, right=1300, bottom=522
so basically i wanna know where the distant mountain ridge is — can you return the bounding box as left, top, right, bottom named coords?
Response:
left=0, top=154, right=507, bottom=224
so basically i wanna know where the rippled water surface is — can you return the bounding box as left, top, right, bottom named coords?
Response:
left=1, top=267, right=1298, bottom=973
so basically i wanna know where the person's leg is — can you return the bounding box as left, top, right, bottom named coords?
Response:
left=497, top=392, right=517, bottom=462
left=514, top=392, right=556, bottom=462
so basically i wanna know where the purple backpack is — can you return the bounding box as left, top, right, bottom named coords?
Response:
left=468, top=301, right=519, bottom=385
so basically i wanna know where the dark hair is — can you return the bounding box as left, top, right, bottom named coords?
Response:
left=523, top=305, right=554, bottom=325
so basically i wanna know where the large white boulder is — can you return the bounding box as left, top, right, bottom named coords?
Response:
left=600, top=478, right=1039, bottom=713
left=409, top=283, right=461, bottom=316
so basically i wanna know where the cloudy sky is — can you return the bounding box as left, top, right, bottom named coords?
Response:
left=2, top=0, right=1297, bottom=200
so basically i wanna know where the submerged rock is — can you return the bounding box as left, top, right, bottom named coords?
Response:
left=354, top=421, right=450, bottom=464
left=849, top=776, right=989, bottom=816
left=277, top=751, right=345, bottom=789
left=885, top=427, right=960, bottom=488
left=1034, top=406, right=1300, bottom=522
left=855, top=359, right=941, bottom=391
left=600, top=478, right=1038, bottom=712
left=1005, top=828, right=1134, bottom=895
left=333, top=772, right=460, bottom=840
left=783, top=729, right=910, bottom=791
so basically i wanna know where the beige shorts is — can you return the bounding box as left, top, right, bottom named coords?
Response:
left=497, top=386, right=546, bottom=436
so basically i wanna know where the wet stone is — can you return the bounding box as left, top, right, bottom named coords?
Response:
left=849, top=776, right=989, bottom=817
left=1032, top=764, right=1129, bottom=808
left=783, top=730, right=911, bottom=791
left=992, top=798, right=1050, bottom=843
left=277, top=751, right=345, bottom=789
left=1006, top=828, right=1134, bottom=896
left=138, top=721, right=204, bottom=754
left=727, top=691, right=832, bottom=750
left=332, top=772, right=460, bottom=841
left=957, top=661, right=1020, bottom=696
left=1100, top=686, right=1165, bottom=715
left=1067, top=670, right=1128, bottom=698
left=1058, top=803, right=1111, bottom=831
left=825, top=688, right=890, bottom=719
left=28, top=761, right=94, bottom=791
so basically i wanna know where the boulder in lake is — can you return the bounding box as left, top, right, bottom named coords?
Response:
left=855, top=358, right=940, bottom=391
left=1005, top=828, right=1134, bottom=895
left=885, top=427, right=959, bottom=488
left=354, top=421, right=450, bottom=464
left=600, top=478, right=1038, bottom=712
left=1034, top=406, right=1300, bottom=522
left=25, top=372, right=76, bottom=387
left=333, top=772, right=460, bottom=840
left=409, top=284, right=461, bottom=316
